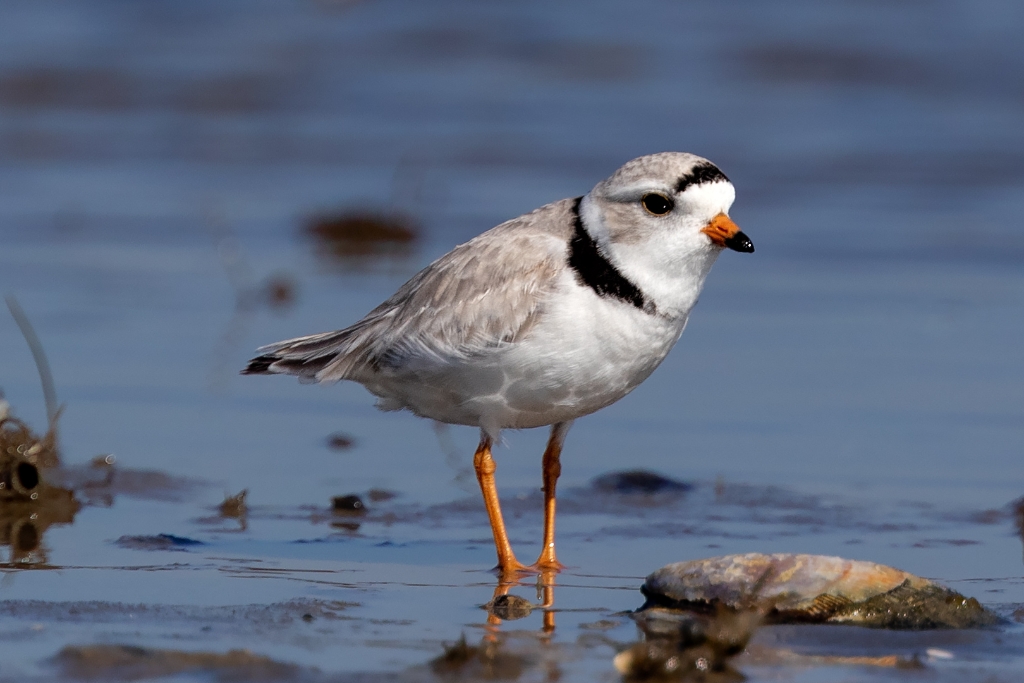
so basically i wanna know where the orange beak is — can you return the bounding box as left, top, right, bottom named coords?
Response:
left=701, top=213, right=754, bottom=253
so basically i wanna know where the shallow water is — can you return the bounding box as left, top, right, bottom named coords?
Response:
left=1, top=0, right=1023, bottom=680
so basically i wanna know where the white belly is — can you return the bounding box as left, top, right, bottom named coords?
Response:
left=362, top=283, right=688, bottom=434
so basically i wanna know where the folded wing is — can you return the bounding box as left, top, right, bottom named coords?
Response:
left=243, top=203, right=571, bottom=383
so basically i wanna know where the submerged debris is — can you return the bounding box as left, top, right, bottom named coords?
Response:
left=305, top=209, right=419, bottom=267
left=219, top=489, right=248, bottom=518
left=0, top=413, right=59, bottom=500
left=1, top=412, right=59, bottom=469
left=115, top=534, right=205, bottom=552
left=641, top=553, right=999, bottom=629
left=328, top=494, right=365, bottom=532
left=0, top=396, right=77, bottom=566
left=326, top=432, right=356, bottom=451
left=261, top=273, right=298, bottom=311
left=593, top=470, right=693, bottom=495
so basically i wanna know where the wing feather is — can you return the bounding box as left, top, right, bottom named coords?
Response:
left=243, top=199, right=574, bottom=383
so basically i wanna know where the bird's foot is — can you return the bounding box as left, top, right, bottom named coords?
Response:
left=493, top=559, right=533, bottom=580
left=529, top=557, right=566, bottom=573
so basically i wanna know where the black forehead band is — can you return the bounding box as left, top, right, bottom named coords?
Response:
left=675, top=162, right=730, bottom=194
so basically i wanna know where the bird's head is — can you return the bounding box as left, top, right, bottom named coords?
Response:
left=579, top=152, right=754, bottom=316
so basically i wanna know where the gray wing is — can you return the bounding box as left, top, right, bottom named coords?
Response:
left=243, top=200, right=573, bottom=383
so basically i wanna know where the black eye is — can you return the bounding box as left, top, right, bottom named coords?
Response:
left=641, top=193, right=674, bottom=216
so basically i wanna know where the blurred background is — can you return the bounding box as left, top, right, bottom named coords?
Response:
left=1, top=0, right=1023, bottom=677
left=1, top=0, right=1024, bottom=564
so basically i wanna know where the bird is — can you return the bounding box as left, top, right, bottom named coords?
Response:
left=243, top=152, right=753, bottom=575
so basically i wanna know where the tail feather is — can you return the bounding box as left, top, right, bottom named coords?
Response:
left=242, top=326, right=371, bottom=381
left=242, top=354, right=279, bottom=375
left=242, top=350, right=342, bottom=379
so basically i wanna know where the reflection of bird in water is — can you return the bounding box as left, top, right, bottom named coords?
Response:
left=244, top=153, right=754, bottom=575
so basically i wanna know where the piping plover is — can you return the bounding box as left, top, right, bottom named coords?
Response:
left=244, top=152, right=753, bottom=574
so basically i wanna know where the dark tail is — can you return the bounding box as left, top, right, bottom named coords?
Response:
left=241, top=354, right=279, bottom=375
left=241, top=351, right=340, bottom=379
left=241, top=326, right=365, bottom=381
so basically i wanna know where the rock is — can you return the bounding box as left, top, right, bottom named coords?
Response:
left=640, top=553, right=1000, bottom=629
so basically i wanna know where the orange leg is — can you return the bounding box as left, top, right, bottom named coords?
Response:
left=474, top=434, right=529, bottom=575
left=531, top=421, right=572, bottom=571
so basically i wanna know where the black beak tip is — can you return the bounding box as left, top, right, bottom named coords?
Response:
left=725, top=231, right=754, bottom=253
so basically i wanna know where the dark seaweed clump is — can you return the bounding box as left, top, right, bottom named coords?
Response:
left=0, top=409, right=78, bottom=565
left=830, top=581, right=1002, bottom=630
left=1, top=413, right=59, bottom=499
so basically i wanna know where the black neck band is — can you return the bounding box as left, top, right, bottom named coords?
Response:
left=567, top=197, right=654, bottom=314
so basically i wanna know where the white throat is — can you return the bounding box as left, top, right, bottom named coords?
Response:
left=579, top=193, right=723, bottom=320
